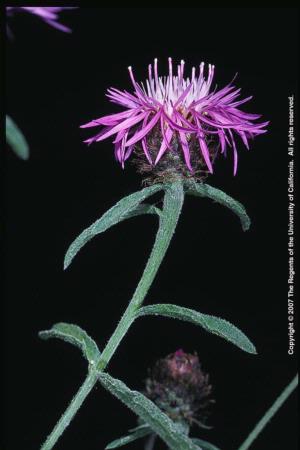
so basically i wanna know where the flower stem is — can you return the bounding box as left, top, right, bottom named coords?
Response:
left=40, top=182, right=184, bottom=450
left=41, top=369, right=98, bottom=450
left=97, top=181, right=184, bottom=371
left=237, top=374, right=298, bottom=450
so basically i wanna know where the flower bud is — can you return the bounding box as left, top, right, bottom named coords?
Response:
left=145, top=350, right=213, bottom=430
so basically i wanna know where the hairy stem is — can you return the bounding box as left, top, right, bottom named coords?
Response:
left=40, top=182, right=184, bottom=450
left=97, top=181, right=184, bottom=370
left=238, top=374, right=298, bottom=450
left=41, top=370, right=98, bottom=450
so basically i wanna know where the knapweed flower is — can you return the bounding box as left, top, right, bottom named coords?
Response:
left=6, top=7, right=76, bottom=33
left=82, top=58, right=268, bottom=181
left=145, top=350, right=213, bottom=430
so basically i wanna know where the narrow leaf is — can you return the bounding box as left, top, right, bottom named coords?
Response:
left=126, top=203, right=161, bottom=218
left=98, top=372, right=201, bottom=450
left=6, top=115, right=29, bottom=160
left=185, top=180, right=250, bottom=231
left=39, top=322, right=101, bottom=364
left=192, top=438, right=221, bottom=450
left=64, top=185, right=162, bottom=269
left=137, top=304, right=256, bottom=354
left=128, top=424, right=150, bottom=433
left=105, top=425, right=151, bottom=449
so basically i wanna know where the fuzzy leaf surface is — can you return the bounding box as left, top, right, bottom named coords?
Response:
left=105, top=425, right=151, bottom=449
left=39, top=322, right=101, bottom=363
left=185, top=180, right=250, bottom=231
left=138, top=304, right=256, bottom=354
left=64, top=186, right=162, bottom=269
left=98, top=372, right=201, bottom=450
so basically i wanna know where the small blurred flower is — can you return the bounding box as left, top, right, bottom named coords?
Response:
left=6, top=7, right=76, bottom=33
left=144, top=350, right=213, bottom=430
left=82, top=58, right=268, bottom=180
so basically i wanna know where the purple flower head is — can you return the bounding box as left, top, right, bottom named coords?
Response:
left=145, top=350, right=213, bottom=429
left=82, top=58, right=268, bottom=179
left=6, top=7, right=76, bottom=33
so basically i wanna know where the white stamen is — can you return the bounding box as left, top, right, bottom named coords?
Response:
left=128, top=66, right=136, bottom=87
left=148, top=64, right=152, bottom=81
left=154, top=58, right=159, bottom=87
left=168, top=57, right=173, bottom=78
left=191, top=67, right=196, bottom=83
left=127, top=59, right=216, bottom=115
left=180, top=59, right=185, bottom=79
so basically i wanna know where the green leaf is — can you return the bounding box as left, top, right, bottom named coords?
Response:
left=105, top=425, right=152, bottom=449
left=192, top=438, right=221, bottom=450
left=185, top=180, right=250, bottom=231
left=64, top=185, right=162, bottom=269
left=128, top=423, right=151, bottom=433
left=137, top=304, right=257, bottom=354
left=6, top=115, right=29, bottom=160
left=127, top=203, right=161, bottom=218
left=98, top=372, right=201, bottom=450
left=39, top=322, right=101, bottom=364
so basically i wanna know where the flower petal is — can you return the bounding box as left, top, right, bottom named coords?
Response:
left=178, top=130, right=193, bottom=171
left=125, top=111, right=161, bottom=147
left=95, top=112, right=147, bottom=142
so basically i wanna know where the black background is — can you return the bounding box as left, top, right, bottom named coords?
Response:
left=4, top=7, right=298, bottom=450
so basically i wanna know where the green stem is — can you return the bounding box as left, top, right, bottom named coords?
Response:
left=40, top=182, right=184, bottom=450
left=41, top=370, right=98, bottom=450
left=97, top=181, right=184, bottom=370
left=238, top=374, right=298, bottom=450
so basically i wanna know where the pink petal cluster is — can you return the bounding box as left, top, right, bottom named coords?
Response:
left=82, top=58, right=268, bottom=175
left=6, top=7, right=75, bottom=33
